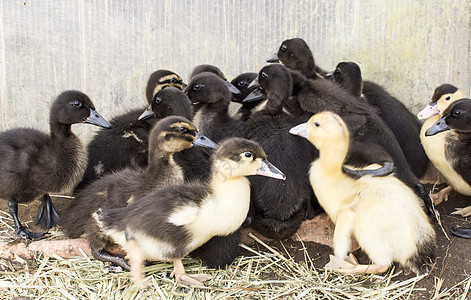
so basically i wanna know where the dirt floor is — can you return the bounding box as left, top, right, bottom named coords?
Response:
left=0, top=182, right=470, bottom=299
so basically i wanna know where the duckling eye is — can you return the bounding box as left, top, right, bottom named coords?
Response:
left=169, top=78, right=177, bottom=83
left=177, top=127, right=188, bottom=133
left=261, top=72, right=268, bottom=78
left=244, top=152, right=253, bottom=158
left=335, top=68, right=341, bottom=74
left=193, top=84, right=204, bottom=91
left=154, top=96, right=162, bottom=104
left=314, top=122, right=320, bottom=127
left=281, top=45, right=287, bottom=51
left=238, top=80, right=247, bottom=87
left=445, top=96, right=451, bottom=101
left=72, top=100, right=82, bottom=108
left=452, top=110, right=462, bottom=117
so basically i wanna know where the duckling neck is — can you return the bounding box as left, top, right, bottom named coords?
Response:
left=49, top=121, right=74, bottom=139
left=317, top=139, right=349, bottom=173
left=146, top=150, right=173, bottom=172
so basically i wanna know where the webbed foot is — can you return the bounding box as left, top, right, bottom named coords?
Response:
left=36, top=194, right=61, bottom=230
left=451, top=227, right=471, bottom=239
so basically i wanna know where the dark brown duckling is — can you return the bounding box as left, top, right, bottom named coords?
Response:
left=0, top=90, right=111, bottom=240
left=62, top=116, right=216, bottom=269
left=189, top=64, right=240, bottom=95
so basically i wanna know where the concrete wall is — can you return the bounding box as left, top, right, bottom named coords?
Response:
left=1, top=1, right=470, bottom=141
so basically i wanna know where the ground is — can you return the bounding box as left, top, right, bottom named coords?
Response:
left=0, top=183, right=470, bottom=299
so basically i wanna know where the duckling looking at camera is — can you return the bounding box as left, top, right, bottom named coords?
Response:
left=417, top=84, right=468, bottom=204
left=290, top=112, right=436, bottom=274
left=94, top=138, right=285, bottom=287
left=62, top=116, right=216, bottom=269
left=230, top=72, right=265, bottom=121
left=0, top=90, right=111, bottom=240
left=326, top=62, right=429, bottom=179
left=75, top=70, right=186, bottom=192
left=426, top=99, right=471, bottom=238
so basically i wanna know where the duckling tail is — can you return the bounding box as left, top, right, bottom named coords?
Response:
left=407, top=226, right=436, bottom=274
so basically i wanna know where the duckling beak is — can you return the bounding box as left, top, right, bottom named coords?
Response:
left=138, top=104, right=154, bottom=121
left=247, top=77, right=260, bottom=89
left=289, top=122, right=308, bottom=138
left=181, top=82, right=188, bottom=89
left=425, top=116, right=450, bottom=136
left=192, top=132, right=218, bottom=149
left=417, top=102, right=439, bottom=120
left=324, top=71, right=334, bottom=80
left=85, top=109, right=112, bottom=128
left=241, top=89, right=265, bottom=104
left=266, top=53, right=280, bottom=63
left=256, top=159, right=286, bottom=180
left=226, top=81, right=241, bottom=94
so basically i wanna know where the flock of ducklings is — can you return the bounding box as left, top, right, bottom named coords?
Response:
left=1, top=37, right=470, bottom=287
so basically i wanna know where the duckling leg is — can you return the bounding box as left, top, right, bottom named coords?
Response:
left=332, top=209, right=354, bottom=260
left=8, top=201, right=46, bottom=240
left=36, top=194, right=61, bottom=230
left=451, top=206, right=471, bottom=217
left=125, top=239, right=149, bottom=288
left=171, top=259, right=211, bottom=287
left=451, top=227, right=471, bottom=239
left=91, top=249, right=130, bottom=271
left=325, top=254, right=389, bottom=274
left=431, top=185, right=453, bottom=205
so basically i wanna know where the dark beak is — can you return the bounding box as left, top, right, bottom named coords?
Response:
left=241, top=89, right=265, bottom=104
left=85, top=109, right=112, bottom=128
left=256, top=159, right=286, bottom=180
left=192, top=132, right=218, bottom=149
left=324, top=72, right=334, bottom=80
left=226, top=81, right=240, bottom=94
left=425, top=116, right=450, bottom=136
left=247, top=76, right=260, bottom=89
left=267, top=53, right=280, bottom=63
left=342, top=162, right=395, bottom=179
left=138, top=104, right=155, bottom=121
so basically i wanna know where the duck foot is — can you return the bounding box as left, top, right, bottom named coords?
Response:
left=8, top=201, right=47, bottom=240
left=431, top=185, right=453, bottom=205
left=36, top=194, right=62, bottom=230
left=92, top=249, right=130, bottom=271
left=451, top=227, right=471, bottom=239
left=324, top=254, right=389, bottom=274
left=171, top=259, right=211, bottom=287
left=451, top=206, right=471, bottom=217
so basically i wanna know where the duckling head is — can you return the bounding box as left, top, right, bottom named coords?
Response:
left=51, top=90, right=111, bottom=128
left=230, top=72, right=259, bottom=103
left=417, top=84, right=466, bottom=119
left=267, top=38, right=316, bottom=73
left=139, top=87, right=193, bottom=121
left=145, top=69, right=186, bottom=104
left=426, top=98, right=471, bottom=136
left=212, top=137, right=286, bottom=180
left=189, top=64, right=239, bottom=94
left=325, top=62, right=363, bottom=98
left=245, top=64, right=292, bottom=115
left=148, top=116, right=217, bottom=156
left=185, top=72, right=231, bottom=110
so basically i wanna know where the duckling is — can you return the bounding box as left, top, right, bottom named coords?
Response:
left=287, top=66, right=435, bottom=216
left=425, top=99, right=471, bottom=238
left=0, top=90, right=111, bottom=240
left=189, top=64, right=240, bottom=95
left=243, top=64, right=321, bottom=239
left=326, top=61, right=429, bottom=178
left=290, top=112, right=436, bottom=274
left=230, top=72, right=265, bottom=121
left=186, top=72, right=244, bottom=143
left=418, top=84, right=468, bottom=204
left=62, top=116, right=216, bottom=269
left=74, top=70, right=186, bottom=192
left=94, top=137, right=285, bottom=287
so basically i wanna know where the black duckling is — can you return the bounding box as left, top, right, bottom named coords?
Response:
left=74, top=70, right=186, bottom=192
left=267, top=37, right=327, bottom=77
left=62, top=116, right=216, bottom=269
left=94, top=137, right=285, bottom=287
left=326, top=61, right=429, bottom=179
left=243, top=64, right=321, bottom=239
left=0, top=90, right=111, bottom=240
left=290, top=112, right=435, bottom=274
left=189, top=64, right=240, bottom=95
left=286, top=66, right=435, bottom=216
left=426, top=99, right=471, bottom=238
left=230, top=72, right=265, bottom=121
left=186, top=72, right=244, bottom=143
left=418, top=84, right=468, bottom=204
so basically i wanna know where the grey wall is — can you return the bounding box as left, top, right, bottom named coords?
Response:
left=1, top=1, right=470, bottom=142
